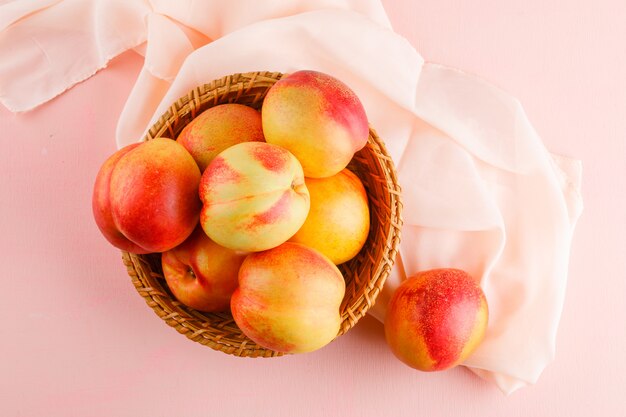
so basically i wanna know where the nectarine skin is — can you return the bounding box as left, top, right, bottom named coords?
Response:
left=199, top=142, right=310, bottom=252
left=262, top=70, right=369, bottom=178
left=92, top=143, right=149, bottom=254
left=177, top=104, right=264, bottom=172
left=384, top=268, right=488, bottom=371
left=231, top=242, right=345, bottom=354
left=161, top=227, right=246, bottom=312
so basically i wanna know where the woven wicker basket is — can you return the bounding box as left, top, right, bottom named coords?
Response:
left=122, top=71, right=402, bottom=357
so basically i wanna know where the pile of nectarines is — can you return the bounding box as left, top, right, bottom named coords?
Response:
left=93, top=70, right=371, bottom=354
left=93, top=69, right=490, bottom=370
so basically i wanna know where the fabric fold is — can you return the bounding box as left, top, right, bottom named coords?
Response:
left=0, top=0, right=150, bottom=111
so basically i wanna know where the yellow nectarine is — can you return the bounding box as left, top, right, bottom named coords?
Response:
left=290, top=169, right=369, bottom=264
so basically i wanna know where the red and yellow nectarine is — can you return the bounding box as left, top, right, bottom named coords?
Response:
left=92, top=138, right=201, bottom=253
left=199, top=142, right=310, bottom=252
left=177, top=104, right=264, bottom=172
left=161, top=227, right=247, bottom=312
left=384, top=268, right=488, bottom=371
left=231, top=242, right=345, bottom=353
left=262, top=70, right=369, bottom=178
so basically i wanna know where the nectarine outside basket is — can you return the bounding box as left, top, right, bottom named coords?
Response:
left=122, top=71, right=403, bottom=357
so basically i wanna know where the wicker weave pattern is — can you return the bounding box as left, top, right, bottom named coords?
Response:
left=122, top=71, right=402, bottom=357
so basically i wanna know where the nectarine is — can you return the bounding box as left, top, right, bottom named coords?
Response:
left=199, top=142, right=309, bottom=252
left=177, top=104, right=264, bottom=172
left=384, top=268, right=488, bottom=371
left=289, top=169, right=369, bottom=264
left=161, top=227, right=247, bottom=312
left=262, top=70, right=369, bottom=178
left=92, top=138, right=201, bottom=253
left=231, top=242, right=345, bottom=353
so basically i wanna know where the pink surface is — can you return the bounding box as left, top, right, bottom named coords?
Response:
left=1, top=1, right=624, bottom=415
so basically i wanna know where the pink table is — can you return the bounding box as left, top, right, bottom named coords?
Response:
left=1, top=1, right=624, bottom=415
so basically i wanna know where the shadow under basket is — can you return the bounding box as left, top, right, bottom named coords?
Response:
left=122, top=71, right=403, bottom=357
